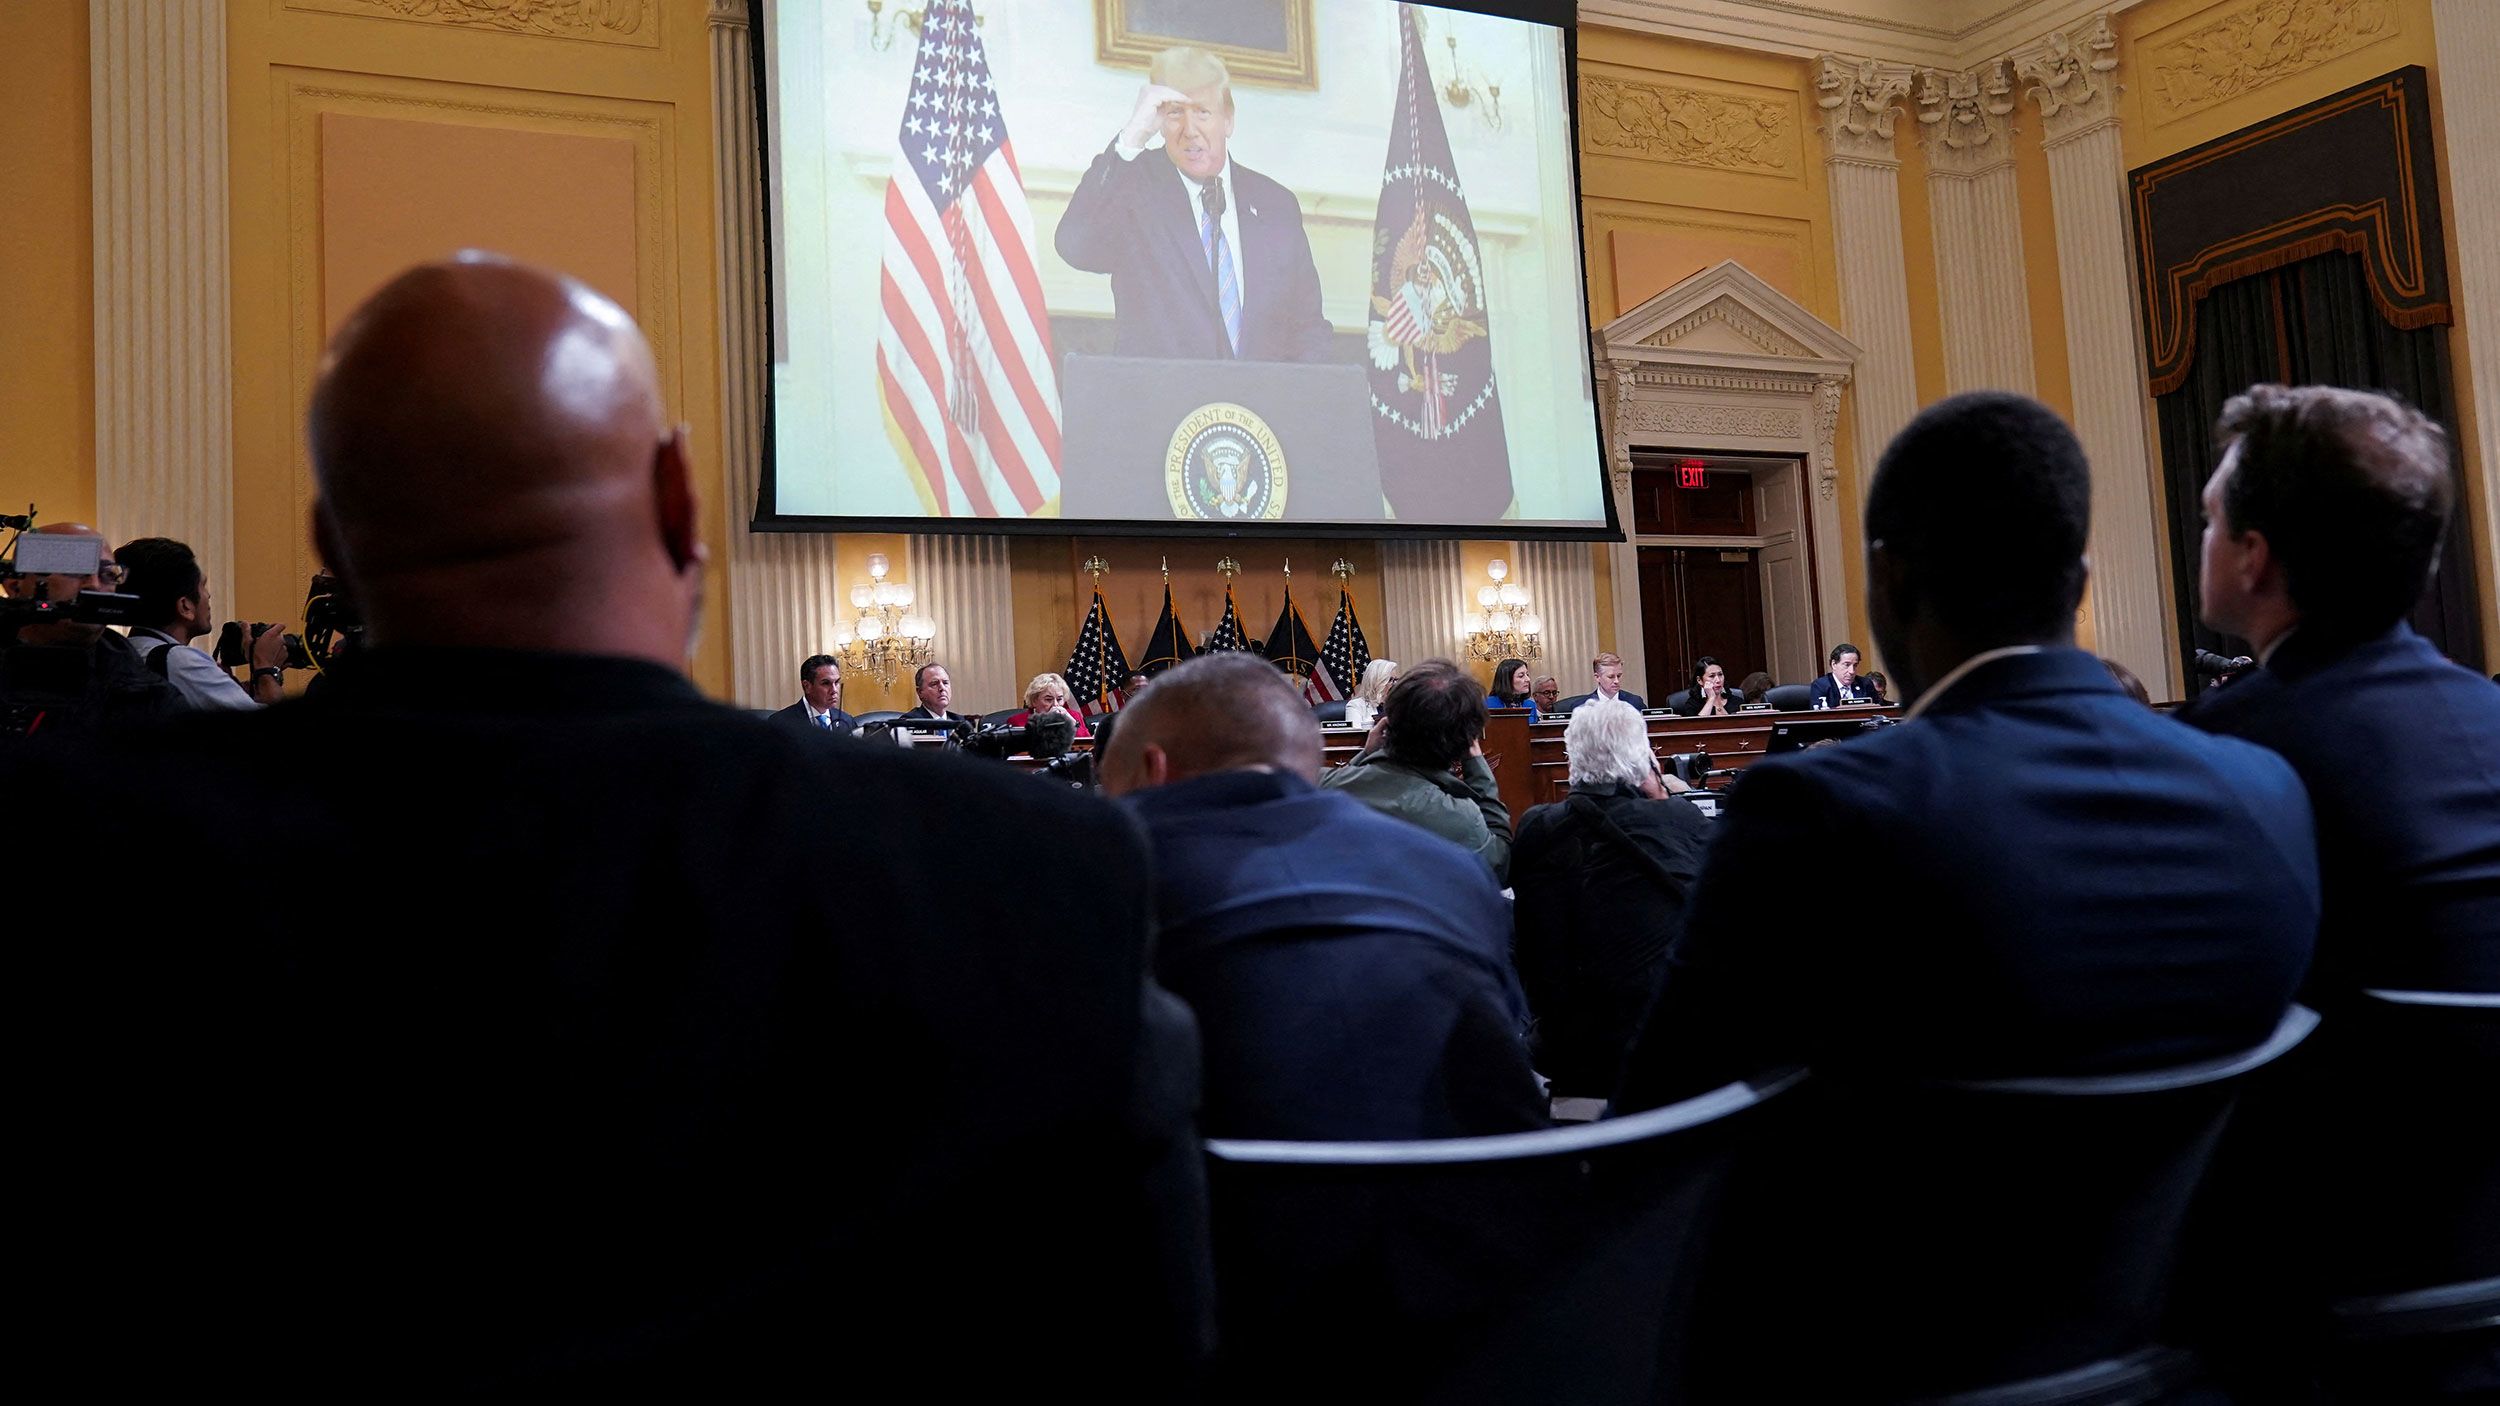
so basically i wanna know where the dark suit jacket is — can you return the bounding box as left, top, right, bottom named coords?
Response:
left=1122, top=768, right=1545, bottom=1140
left=766, top=700, right=856, bottom=736
left=1807, top=673, right=1880, bottom=707
left=2181, top=622, right=2500, bottom=1000
left=897, top=704, right=973, bottom=728
left=1055, top=141, right=1335, bottom=363
left=1555, top=689, right=1647, bottom=714
left=1669, top=688, right=1748, bottom=717
left=12, top=648, right=1210, bottom=1393
left=1617, top=648, right=2320, bottom=1111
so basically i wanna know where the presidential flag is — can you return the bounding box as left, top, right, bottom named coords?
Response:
left=1138, top=585, right=1196, bottom=675
left=1366, top=4, right=1512, bottom=521
left=1202, top=585, right=1250, bottom=653
left=1316, top=588, right=1372, bottom=704
left=1062, top=590, right=1131, bottom=713
left=877, top=0, right=1061, bottom=517
left=1262, top=587, right=1329, bottom=701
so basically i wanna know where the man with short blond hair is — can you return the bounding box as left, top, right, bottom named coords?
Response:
left=1555, top=650, right=1647, bottom=714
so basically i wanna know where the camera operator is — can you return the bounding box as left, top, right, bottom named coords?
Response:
left=118, top=537, right=288, bottom=709
left=1, top=522, right=179, bottom=736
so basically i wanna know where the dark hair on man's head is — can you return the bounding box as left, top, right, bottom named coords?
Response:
left=1691, top=654, right=1723, bottom=683
left=1866, top=391, right=2090, bottom=643
left=116, top=537, right=205, bottom=630
left=913, top=662, right=945, bottom=690
left=800, top=653, right=837, bottom=683
left=1828, top=641, right=1859, bottom=664
left=1382, top=658, right=1485, bottom=770
left=2216, top=383, right=2453, bottom=639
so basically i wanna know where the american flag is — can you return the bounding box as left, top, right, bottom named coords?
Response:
left=876, top=0, right=1059, bottom=517
left=1315, top=588, right=1372, bottom=706
left=1201, top=585, right=1250, bottom=653
left=1062, top=590, right=1131, bottom=714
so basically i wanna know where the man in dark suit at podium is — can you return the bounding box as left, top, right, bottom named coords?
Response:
left=767, top=654, right=855, bottom=736
left=1054, top=47, right=1335, bottom=364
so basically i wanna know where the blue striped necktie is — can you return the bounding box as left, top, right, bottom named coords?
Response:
left=1198, top=177, right=1240, bottom=355
left=816, top=712, right=831, bottom=729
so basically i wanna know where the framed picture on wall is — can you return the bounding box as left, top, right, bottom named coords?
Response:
left=1095, top=0, right=1318, bottom=91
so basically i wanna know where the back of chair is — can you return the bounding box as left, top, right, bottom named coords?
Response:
left=980, top=707, right=1022, bottom=727
left=1310, top=699, right=1347, bottom=724
left=1663, top=689, right=1696, bottom=714
left=1203, top=1071, right=1804, bottom=1405
left=1702, top=1007, right=2318, bottom=1401
left=1764, top=683, right=1811, bottom=710
left=852, top=709, right=903, bottom=727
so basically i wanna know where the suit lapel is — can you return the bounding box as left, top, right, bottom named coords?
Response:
left=1148, top=162, right=1225, bottom=343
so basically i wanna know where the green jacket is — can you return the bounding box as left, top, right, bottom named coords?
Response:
left=1320, top=748, right=1513, bottom=882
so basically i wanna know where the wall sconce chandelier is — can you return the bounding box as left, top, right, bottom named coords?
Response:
left=864, top=0, right=982, bottom=53
left=1461, top=558, right=1541, bottom=662
left=833, top=552, right=937, bottom=688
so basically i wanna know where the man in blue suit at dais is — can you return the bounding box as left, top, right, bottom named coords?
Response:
left=1618, top=391, right=2320, bottom=1111
left=1102, top=651, right=1545, bottom=1141
left=1055, top=47, right=1336, bottom=365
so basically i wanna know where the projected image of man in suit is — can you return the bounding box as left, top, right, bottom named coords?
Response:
left=1055, top=47, right=1335, bottom=364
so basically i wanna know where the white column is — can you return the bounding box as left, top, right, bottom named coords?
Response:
left=1516, top=539, right=1599, bottom=686
left=907, top=534, right=1016, bottom=709
left=710, top=0, right=845, bottom=706
left=90, top=0, right=230, bottom=566
left=1600, top=358, right=1648, bottom=690
left=1380, top=538, right=1465, bottom=667
left=1916, top=62, right=2035, bottom=396
left=2435, top=0, right=2500, bottom=624
left=2016, top=14, right=2174, bottom=696
left=1815, top=55, right=1919, bottom=509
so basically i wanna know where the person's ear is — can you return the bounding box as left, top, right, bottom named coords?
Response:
left=1143, top=743, right=1172, bottom=789
left=2236, top=528, right=2278, bottom=598
left=654, top=424, right=704, bottom=577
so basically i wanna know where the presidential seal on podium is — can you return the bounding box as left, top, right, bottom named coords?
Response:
left=1165, top=402, right=1288, bottom=521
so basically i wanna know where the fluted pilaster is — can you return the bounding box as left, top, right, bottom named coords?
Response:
left=710, top=0, right=845, bottom=705
left=1816, top=54, right=1919, bottom=509
left=2434, top=0, right=2500, bottom=610
left=907, top=533, right=1016, bottom=707
left=1517, top=539, right=1599, bottom=684
left=1380, top=538, right=1465, bottom=667
left=1918, top=61, right=2034, bottom=396
left=2017, top=14, right=2173, bottom=696
left=90, top=0, right=230, bottom=566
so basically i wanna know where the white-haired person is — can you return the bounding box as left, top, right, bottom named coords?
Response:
left=1505, top=699, right=1710, bottom=1099
left=1009, top=672, right=1093, bottom=738
left=1344, top=658, right=1398, bottom=730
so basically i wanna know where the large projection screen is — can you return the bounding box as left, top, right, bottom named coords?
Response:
left=752, top=0, right=1608, bottom=538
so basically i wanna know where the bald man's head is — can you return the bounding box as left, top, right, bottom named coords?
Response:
left=307, top=254, right=703, bottom=662
left=1101, top=653, right=1320, bottom=796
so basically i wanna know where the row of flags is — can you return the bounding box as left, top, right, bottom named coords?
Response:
left=878, top=1, right=1508, bottom=519
left=1061, top=583, right=1373, bottom=713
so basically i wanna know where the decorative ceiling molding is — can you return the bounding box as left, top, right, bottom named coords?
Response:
left=1580, top=73, right=1802, bottom=174
left=2141, top=0, right=2400, bottom=127
left=1916, top=59, right=2018, bottom=171
left=1815, top=53, right=1915, bottom=162
left=2012, top=12, right=2121, bottom=143
left=1580, top=0, right=2140, bottom=71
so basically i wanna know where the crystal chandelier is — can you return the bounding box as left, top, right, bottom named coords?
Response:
left=1461, top=558, right=1542, bottom=662
left=834, top=552, right=936, bottom=688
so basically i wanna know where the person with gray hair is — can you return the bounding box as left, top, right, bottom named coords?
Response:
left=1508, top=699, right=1713, bottom=1098
left=1107, top=653, right=1543, bottom=1140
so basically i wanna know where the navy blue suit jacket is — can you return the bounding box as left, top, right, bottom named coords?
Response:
left=766, top=700, right=855, bottom=736
left=1055, top=142, right=1336, bottom=364
left=1123, top=768, right=1545, bottom=1140
left=1556, top=689, right=1647, bottom=715
left=1617, top=648, right=2321, bottom=1110
left=2182, top=622, right=2500, bottom=1000
left=1807, top=673, right=1880, bottom=708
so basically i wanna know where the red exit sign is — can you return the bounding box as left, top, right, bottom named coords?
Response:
left=1675, top=458, right=1708, bottom=489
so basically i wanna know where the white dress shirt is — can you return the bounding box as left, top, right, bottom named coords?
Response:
left=126, top=625, right=260, bottom=711
left=1111, top=141, right=1243, bottom=313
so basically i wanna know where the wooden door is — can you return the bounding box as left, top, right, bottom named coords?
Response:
left=1637, top=546, right=1769, bottom=703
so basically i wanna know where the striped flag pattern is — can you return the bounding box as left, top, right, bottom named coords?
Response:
left=876, top=0, right=1060, bottom=518
left=1316, top=589, right=1372, bottom=706
left=1062, top=590, right=1131, bottom=714
left=1202, top=585, right=1250, bottom=653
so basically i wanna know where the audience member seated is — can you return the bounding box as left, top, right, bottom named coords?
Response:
left=1669, top=655, right=1744, bottom=716
left=2099, top=656, right=2152, bottom=707
left=1530, top=673, right=1561, bottom=714
left=1344, top=657, right=1396, bottom=729
left=1510, top=699, right=1711, bottom=1099
left=1486, top=655, right=1540, bottom=718
left=1806, top=641, right=1879, bottom=707
left=7, top=256, right=1211, bottom=1392
left=1321, top=658, right=1514, bottom=882
left=1735, top=669, right=1775, bottom=710
left=1861, top=669, right=1890, bottom=704
left=898, top=661, right=973, bottom=728
left=0, top=524, right=179, bottom=737
left=2176, top=383, right=2500, bottom=1397
left=767, top=653, right=856, bottom=735
left=1102, top=653, right=1544, bottom=1140
left=1008, top=670, right=1092, bottom=738
left=117, top=536, right=288, bottom=709
left=1554, top=650, right=1646, bottom=714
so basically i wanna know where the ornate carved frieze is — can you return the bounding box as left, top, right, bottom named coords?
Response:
left=1814, top=55, right=1914, bottom=164
left=1620, top=401, right=1805, bottom=440
left=1813, top=376, right=1846, bottom=501
left=2145, top=0, right=2399, bottom=124
left=2014, top=14, right=2120, bottom=142
left=1580, top=75, right=1798, bottom=175
left=1638, top=297, right=1815, bottom=357
left=286, top=0, right=658, bottom=46
left=707, top=0, right=745, bottom=28
left=1916, top=60, right=2016, bottom=172
left=1627, top=366, right=1824, bottom=396
left=1606, top=359, right=1639, bottom=488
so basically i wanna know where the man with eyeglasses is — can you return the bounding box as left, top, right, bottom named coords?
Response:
left=1, top=521, right=180, bottom=737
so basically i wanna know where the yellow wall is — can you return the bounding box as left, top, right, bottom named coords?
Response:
left=0, top=1, right=94, bottom=530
